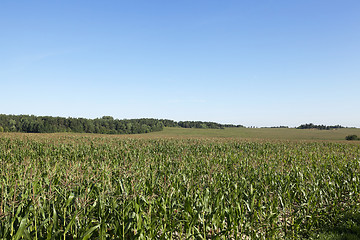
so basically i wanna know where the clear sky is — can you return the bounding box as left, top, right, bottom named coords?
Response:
left=1, top=1, right=359, bottom=127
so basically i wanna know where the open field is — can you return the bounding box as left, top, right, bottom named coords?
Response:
left=1, top=131, right=360, bottom=239
left=146, top=127, right=360, bottom=142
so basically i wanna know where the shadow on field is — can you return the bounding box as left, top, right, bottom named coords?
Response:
left=317, top=212, right=360, bottom=240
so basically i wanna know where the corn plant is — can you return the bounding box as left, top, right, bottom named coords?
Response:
left=0, top=134, right=359, bottom=239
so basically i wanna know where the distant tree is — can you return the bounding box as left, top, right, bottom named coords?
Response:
left=9, top=119, right=17, bottom=132
left=297, top=123, right=344, bottom=130
left=102, top=116, right=114, bottom=121
left=84, top=120, right=95, bottom=133
left=178, top=121, right=224, bottom=129
left=160, top=119, right=178, bottom=127
left=346, top=135, right=358, bottom=140
left=222, top=124, right=245, bottom=128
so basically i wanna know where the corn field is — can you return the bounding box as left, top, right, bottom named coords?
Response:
left=0, top=134, right=360, bottom=239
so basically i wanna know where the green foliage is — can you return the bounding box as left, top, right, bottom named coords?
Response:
left=0, top=126, right=3, bottom=132
left=178, top=121, right=224, bottom=129
left=297, top=123, right=344, bottom=130
left=0, top=134, right=359, bottom=239
left=158, top=120, right=244, bottom=129
left=0, top=114, right=245, bottom=134
left=0, top=114, right=164, bottom=134
left=346, top=135, right=359, bottom=141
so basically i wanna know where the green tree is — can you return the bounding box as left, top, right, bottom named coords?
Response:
left=346, top=135, right=358, bottom=140
left=9, top=119, right=17, bottom=132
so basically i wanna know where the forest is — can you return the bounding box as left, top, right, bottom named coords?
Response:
left=0, top=115, right=163, bottom=134
left=0, top=114, right=244, bottom=134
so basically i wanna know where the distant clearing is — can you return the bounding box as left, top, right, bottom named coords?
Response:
left=146, top=127, right=360, bottom=141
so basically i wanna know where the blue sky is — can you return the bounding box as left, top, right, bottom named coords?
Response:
left=1, top=1, right=359, bottom=127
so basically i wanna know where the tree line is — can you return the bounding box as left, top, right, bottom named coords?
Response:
left=160, top=120, right=244, bottom=129
left=0, top=115, right=350, bottom=134
left=0, top=115, right=244, bottom=134
left=0, top=115, right=163, bottom=134
left=296, top=123, right=344, bottom=130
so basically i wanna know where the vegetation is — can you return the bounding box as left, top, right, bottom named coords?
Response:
left=346, top=135, right=359, bottom=141
left=0, top=115, right=245, bottom=134
left=161, top=120, right=244, bottom=129
left=0, top=133, right=359, bottom=239
left=297, top=123, right=344, bottom=130
left=0, top=114, right=164, bottom=134
left=178, top=121, right=236, bottom=129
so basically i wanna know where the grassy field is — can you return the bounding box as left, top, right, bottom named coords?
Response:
left=146, top=127, right=360, bottom=141
left=1, top=130, right=360, bottom=239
